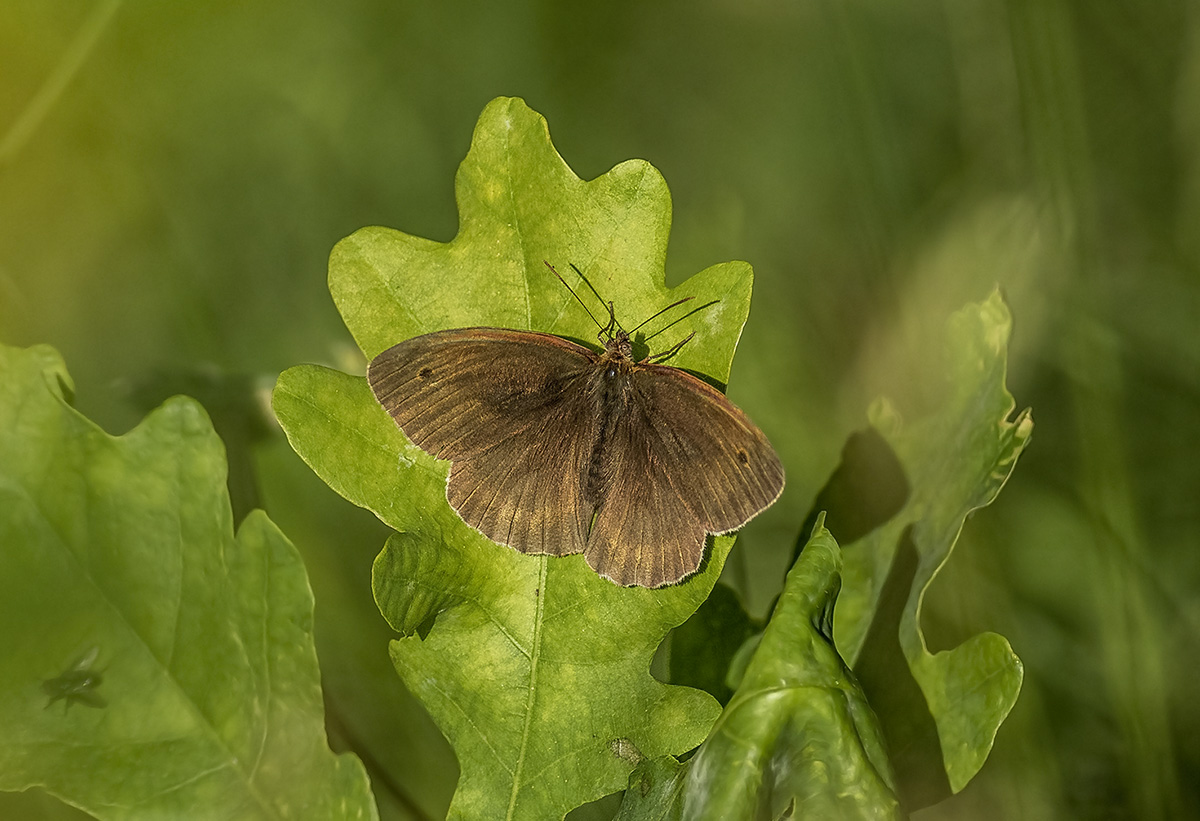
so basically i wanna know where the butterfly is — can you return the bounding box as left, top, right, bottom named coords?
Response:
left=367, top=263, right=784, bottom=587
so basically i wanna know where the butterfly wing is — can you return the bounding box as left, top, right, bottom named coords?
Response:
left=585, top=363, right=785, bottom=587
left=368, top=328, right=601, bottom=556
left=636, top=363, right=785, bottom=532
left=584, top=418, right=702, bottom=587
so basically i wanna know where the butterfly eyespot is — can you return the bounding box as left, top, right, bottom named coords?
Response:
left=419, top=367, right=435, bottom=380
left=737, top=449, right=750, bottom=466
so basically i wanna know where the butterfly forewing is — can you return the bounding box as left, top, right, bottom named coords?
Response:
left=368, top=328, right=600, bottom=556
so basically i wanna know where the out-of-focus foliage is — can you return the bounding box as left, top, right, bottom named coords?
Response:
left=0, top=343, right=375, bottom=819
left=2, top=1, right=1195, bottom=819
left=837, top=291, right=1030, bottom=801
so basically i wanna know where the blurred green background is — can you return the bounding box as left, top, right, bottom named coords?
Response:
left=2, top=1, right=1196, bottom=819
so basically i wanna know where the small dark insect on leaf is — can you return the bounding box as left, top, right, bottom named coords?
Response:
left=43, top=646, right=106, bottom=711
left=367, top=263, right=785, bottom=588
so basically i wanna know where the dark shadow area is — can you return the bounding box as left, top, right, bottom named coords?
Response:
left=669, top=581, right=760, bottom=704
left=853, top=528, right=951, bottom=811
left=795, top=426, right=909, bottom=563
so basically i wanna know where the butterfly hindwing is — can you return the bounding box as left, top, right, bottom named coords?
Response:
left=583, top=363, right=784, bottom=587
left=584, top=395, right=706, bottom=587
left=369, top=328, right=599, bottom=556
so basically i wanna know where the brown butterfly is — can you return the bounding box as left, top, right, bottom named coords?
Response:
left=367, top=264, right=784, bottom=587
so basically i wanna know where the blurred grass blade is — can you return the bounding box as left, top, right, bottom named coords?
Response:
left=0, top=0, right=122, bottom=167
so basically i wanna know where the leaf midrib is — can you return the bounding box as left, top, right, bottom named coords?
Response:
left=505, top=555, right=549, bottom=821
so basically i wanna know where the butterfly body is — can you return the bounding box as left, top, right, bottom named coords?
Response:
left=369, top=323, right=783, bottom=588
left=585, top=332, right=638, bottom=504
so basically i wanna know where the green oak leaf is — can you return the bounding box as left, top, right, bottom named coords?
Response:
left=272, top=97, right=763, bottom=819
left=0, top=343, right=374, bottom=820
left=616, top=518, right=902, bottom=820
left=834, top=290, right=1032, bottom=799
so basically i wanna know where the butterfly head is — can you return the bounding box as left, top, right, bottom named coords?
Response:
left=598, top=301, right=692, bottom=367
left=604, top=329, right=635, bottom=362
left=543, top=261, right=702, bottom=366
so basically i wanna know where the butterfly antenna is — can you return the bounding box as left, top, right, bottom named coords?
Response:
left=629, top=296, right=695, bottom=335
left=544, top=261, right=604, bottom=331
left=568, top=264, right=619, bottom=328
left=645, top=332, right=695, bottom=363
left=603, top=301, right=618, bottom=339
left=643, top=298, right=720, bottom=343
